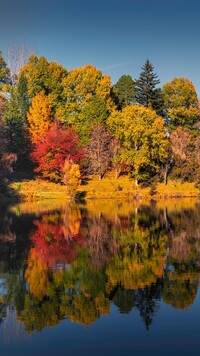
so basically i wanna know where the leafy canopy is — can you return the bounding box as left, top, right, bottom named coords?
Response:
left=162, top=77, right=199, bottom=129
left=107, top=104, right=168, bottom=183
left=31, top=123, right=84, bottom=182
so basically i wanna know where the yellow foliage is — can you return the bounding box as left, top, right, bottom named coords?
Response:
left=25, top=248, right=50, bottom=300
left=63, top=161, right=81, bottom=199
left=27, top=91, right=51, bottom=144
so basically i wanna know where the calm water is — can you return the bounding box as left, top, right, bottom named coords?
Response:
left=0, top=198, right=200, bottom=356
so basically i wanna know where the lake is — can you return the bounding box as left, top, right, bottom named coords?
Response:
left=0, top=198, right=200, bottom=356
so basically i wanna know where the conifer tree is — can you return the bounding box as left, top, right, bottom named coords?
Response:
left=3, top=88, right=30, bottom=168
left=135, top=60, right=163, bottom=115
left=0, top=51, right=11, bottom=87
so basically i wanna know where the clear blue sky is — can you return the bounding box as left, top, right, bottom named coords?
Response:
left=0, top=0, right=200, bottom=95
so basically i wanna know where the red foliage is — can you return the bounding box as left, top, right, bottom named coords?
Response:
left=31, top=122, right=84, bottom=181
left=30, top=218, right=84, bottom=268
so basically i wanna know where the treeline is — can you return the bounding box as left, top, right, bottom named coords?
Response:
left=0, top=51, right=199, bottom=192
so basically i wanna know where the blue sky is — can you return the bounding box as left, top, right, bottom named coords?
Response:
left=0, top=0, right=200, bottom=95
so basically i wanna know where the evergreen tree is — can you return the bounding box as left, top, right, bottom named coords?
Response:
left=112, top=75, right=136, bottom=110
left=17, top=73, right=30, bottom=120
left=3, top=88, right=30, bottom=169
left=136, top=60, right=163, bottom=115
left=0, top=50, right=11, bottom=87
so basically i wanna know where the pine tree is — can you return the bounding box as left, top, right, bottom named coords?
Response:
left=0, top=50, right=11, bottom=87
left=136, top=60, right=163, bottom=115
left=3, top=88, right=30, bottom=169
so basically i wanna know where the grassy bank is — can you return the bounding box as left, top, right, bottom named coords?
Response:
left=9, top=175, right=199, bottom=201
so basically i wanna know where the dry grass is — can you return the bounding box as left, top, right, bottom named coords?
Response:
left=9, top=175, right=199, bottom=202
left=10, top=179, right=68, bottom=201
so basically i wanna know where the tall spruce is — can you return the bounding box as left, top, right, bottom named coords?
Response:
left=136, top=60, right=163, bottom=115
left=0, top=50, right=11, bottom=87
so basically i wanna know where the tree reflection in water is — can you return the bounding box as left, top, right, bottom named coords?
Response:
left=0, top=200, right=200, bottom=333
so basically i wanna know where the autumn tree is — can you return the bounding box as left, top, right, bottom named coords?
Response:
left=135, top=59, right=163, bottom=115
left=63, top=160, right=81, bottom=200
left=27, top=91, right=51, bottom=144
left=107, top=104, right=168, bottom=185
left=162, top=77, right=199, bottom=129
left=31, top=123, right=83, bottom=182
left=86, top=123, right=112, bottom=179
left=59, top=64, right=115, bottom=139
left=112, top=75, right=136, bottom=110
left=169, top=126, right=200, bottom=182
left=19, top=54, right=68, bottom=116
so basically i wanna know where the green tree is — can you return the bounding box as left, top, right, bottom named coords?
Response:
left=0, top=50, right=11, bottom=87
left=72, top=94, right=109, bottom=144
left=162, top=77, right=199, bottom=129
left=107, top=104, right=168, bottom=185
left=3, top=88, right=30, bottom=169
left=17, top=73, right=30, bottom=119
left=136, top=59, right=163, bottom=115
left=112, top=75, right=136, bottom=110
left=59, top=64, right=115, bottom=135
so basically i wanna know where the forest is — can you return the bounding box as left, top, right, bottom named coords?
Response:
left=0, top=49, right=200, bottom=199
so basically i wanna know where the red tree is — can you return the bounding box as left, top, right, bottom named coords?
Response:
left=31, top=123, right=84, bottom=182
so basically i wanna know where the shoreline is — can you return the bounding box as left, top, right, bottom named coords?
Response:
left=7, top=177, right=200, bottom=202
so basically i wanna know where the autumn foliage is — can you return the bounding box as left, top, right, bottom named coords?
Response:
left=27, top=91, right=51, bottom=144
left=31, top=123, right=84, bottom=182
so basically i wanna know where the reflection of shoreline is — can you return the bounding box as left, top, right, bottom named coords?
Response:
left=0, top=198, right=200, bottom=332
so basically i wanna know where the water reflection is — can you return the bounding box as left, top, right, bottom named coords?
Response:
left=0, top=199, right=200, bottom=335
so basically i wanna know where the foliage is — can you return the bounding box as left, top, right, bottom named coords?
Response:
left=31, top=123, right=84, bottom=182
left=135, top=59, right=163, bottom=115
left=0, top=50, right=11, bottom=87
left=107, top=104, right=168, bottom=184
left=169, top=126, right=200, bottom=182
left=19, top=54, right=68, bottom=116
left=112, top=74, right=136, bottom=110
left=59, top=64, right=115, bottom=132
left=63, top=160, right=81, bottom=200
left=27, top=91, right=51, bottom=144
left=72, top=94, right=109, bottom=144
left=162, top=77, right=199, bottom=129
left=3, top=87, right=30, bottom=168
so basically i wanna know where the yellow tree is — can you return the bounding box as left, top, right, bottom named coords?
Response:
left=162, top=77, right=199, bottom=129
left=19, top=54, right=68, bottom=116
left=27, top=91, right=51, bottom=144
left=63, top=160, right=81, bottom=200
left=58, top=64, right=116, bottom=142
left=107, top=104, right=168, bottom=185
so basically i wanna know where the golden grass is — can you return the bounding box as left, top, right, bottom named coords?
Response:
left=9, top=175, right=199, bottom=202
left=10, top=179, right=68, bottom=201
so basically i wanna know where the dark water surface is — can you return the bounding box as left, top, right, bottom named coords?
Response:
left=0, top=198, right=200, bottom=356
